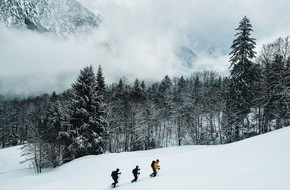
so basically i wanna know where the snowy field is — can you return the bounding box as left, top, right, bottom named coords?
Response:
left=1, top=127, right=290, bottom=190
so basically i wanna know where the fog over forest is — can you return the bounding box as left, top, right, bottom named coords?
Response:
left=1, top=0, right=290, bottom=95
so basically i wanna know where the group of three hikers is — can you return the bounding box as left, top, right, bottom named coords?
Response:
left=111, top=159, right=160, bottom=188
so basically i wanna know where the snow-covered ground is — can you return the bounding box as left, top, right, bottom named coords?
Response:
left=1, top=127, right=290, bottom=190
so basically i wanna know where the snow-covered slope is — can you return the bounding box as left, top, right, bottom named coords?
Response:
left=1, top=127, right=290, bottom=190
left=0, top=0, right=101, bottom=36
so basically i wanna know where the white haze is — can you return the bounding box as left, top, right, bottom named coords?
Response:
left=1, top=0, right=290, bottom=95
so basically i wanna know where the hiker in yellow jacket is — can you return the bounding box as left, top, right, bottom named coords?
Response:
left=150, top=159, right=160, bottom=177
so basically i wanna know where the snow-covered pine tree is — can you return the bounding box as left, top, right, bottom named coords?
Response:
left=107, top=78, right=126, bottom=152
left=132, top=79, right=143, bottom=101
left=257, top=37, right=290, bottom=133
left=140, top=80, right=147, bottom=99
left=269, top=38, right=290, bottom=129
left=95, top=65, right=109, bottom=151
left=228, top=16, right=257, bottom=141
left=130, top=79, right=146, bottom=151
left=158, top=75, right=174, bottom=147
left=143, top=84, right=159, bottom=150
left=96, top=65, right=106, bottom=99
left=43, top=95, right=65, bottom=167
left=255, top=37, right=290, bottom=133
left=188, top=73, right=203, bottom=144
left=174, top=76, right=187, bottom=146
left=201, top=71, right=221, bottom=145
left=63, top=65, right=106, bottom=162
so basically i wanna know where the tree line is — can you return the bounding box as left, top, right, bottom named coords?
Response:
left=0, top=16, right=290, bottom=172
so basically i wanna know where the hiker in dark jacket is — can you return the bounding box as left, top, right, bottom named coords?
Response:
left=111, top=168, right=121, bottom=187
left=131, top=165, right=140, bottom=183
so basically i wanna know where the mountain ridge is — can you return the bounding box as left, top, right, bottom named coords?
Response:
left=0, top=0, right=101, bottom=37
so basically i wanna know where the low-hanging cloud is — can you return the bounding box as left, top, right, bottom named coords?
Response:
left=1, top=0, right=290, bottom=95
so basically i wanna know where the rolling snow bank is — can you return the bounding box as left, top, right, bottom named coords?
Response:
left=0, top=127, right=290, bottom=190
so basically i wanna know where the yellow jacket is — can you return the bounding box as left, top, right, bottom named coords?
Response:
left=153, top=161, right=159, bottom=170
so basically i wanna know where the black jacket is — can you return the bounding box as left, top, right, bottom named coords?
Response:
left=132, top=168, right=140, bottom=176
left=111, top=170, right=120, bottom=180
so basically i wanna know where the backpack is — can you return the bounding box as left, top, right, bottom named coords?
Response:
left=151, top=161, right=155, bottom=168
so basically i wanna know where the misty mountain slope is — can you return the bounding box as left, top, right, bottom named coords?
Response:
left=0, top=0, right=101, bottom=36
left=174, top=46, right=198, bottom=68
left=207, top=45, right=229, bottom=58
left=1, top=127, right=290, bottom=190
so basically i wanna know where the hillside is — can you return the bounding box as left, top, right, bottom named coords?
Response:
left=0, top=127, right=290, bottom=190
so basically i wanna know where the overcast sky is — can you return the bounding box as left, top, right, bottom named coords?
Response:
left=1, top=0, right=290, bottom=95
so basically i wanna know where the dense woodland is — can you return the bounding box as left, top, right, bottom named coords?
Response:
left=1, top=16, right=290, bottom=172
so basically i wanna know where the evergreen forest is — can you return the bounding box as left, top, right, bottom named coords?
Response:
left=1, top=16, right=290, bottom=173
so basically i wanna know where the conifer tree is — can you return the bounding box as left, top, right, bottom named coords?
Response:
left=63, top=65, right=107, bottom=162
left=255, top=37, right=290, bottom=133
left=43, top=98, right=64, bottom=167
left=175, top=76, right=187, bottom=146
left=228, top=16, right=257, bottom=140
left=132, top=79, right=143, bottom=101
left=95, top=65, right=109, bottom=149
left=96, top=65, right=106, bottom=98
